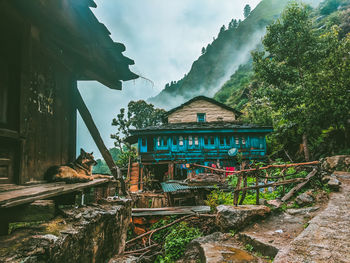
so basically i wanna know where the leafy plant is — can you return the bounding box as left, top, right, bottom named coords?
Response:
left=205, top=189, right=233, bottom=211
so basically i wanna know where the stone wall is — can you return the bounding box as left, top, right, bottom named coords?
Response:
left=168, top=99, right=236, bottom=123
left=0, top=199, right=132, bottom=263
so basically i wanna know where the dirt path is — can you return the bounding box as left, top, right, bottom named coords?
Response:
left=274, top=171, right=350, bottom=263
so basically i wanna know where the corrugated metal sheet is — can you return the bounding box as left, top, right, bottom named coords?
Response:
left=161, top=181, right=216, bottom=193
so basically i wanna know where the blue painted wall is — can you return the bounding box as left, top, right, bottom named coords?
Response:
left=137, top=132, right=268, bottom=163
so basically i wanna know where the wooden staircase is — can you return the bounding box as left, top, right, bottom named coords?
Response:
left=129, top=162, right=140, bottom=192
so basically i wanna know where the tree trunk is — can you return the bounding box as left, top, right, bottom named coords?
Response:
left=302, top=133, right=310, bottom=161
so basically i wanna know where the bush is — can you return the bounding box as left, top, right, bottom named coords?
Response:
left=163, top=222, right=202, bottom=261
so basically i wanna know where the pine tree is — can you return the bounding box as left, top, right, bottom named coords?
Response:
left=201, top=47, right=206, bottom=54
left=244, top=4, right=251, bottom=18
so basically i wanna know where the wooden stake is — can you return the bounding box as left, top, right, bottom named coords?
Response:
left=74, top=87, right=127, bottom=195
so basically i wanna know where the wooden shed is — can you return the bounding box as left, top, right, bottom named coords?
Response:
left=0, top=0, right=138, bottom=185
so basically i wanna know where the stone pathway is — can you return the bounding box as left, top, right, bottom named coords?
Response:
left=274, top=171, right=350, bottom=263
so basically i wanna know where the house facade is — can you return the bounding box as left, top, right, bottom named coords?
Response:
left=126, top=96, right=273, bottom=191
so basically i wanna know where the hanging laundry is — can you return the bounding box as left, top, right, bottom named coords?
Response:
left=225, top=167, right=235, bottom=177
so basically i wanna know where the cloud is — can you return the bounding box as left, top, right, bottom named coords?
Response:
left=78, top=0, right=261, bottom=158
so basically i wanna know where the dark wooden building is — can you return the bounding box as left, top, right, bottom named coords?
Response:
left=0, top=0, right=138, bottom=185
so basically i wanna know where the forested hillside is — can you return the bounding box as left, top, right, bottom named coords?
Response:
left=149, top=0, right=291, bottom=108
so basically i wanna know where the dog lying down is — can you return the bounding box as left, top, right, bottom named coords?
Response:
left=45, top=148, right=113, bottom=183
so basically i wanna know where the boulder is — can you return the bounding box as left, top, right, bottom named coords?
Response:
left=0, top=201, right=132, bottom=263
left=321, top=155, right=350, bottom=173
left=181, top=232, right=259, bottom=263
left=216, top=205, right=271, bottom=231
left=267, top=199, right=283, bottom=208
left=327, top=177, right=341, bottom=191
left=295, top=192, right=314, bottom=206
left=286, top=206, right=320, bottom=216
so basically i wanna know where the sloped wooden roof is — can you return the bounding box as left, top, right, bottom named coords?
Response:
left=12, top=0, right=138, bottom=90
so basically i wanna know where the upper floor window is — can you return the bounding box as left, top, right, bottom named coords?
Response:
left=172, top=136, right=177, bottom=145
left=242, top=137, right=246, bottom=145
left=194, top=136, right=199, bottom=145
left=235, top=137, right=239, bottom=145
left=163, top=136, right=168, bottom=146
left=141, top=138, right=147, bottom=147
left=189, top=136, right=193, bottom=146
left=197, top=113, right=206, bottom=122
left=179, top=136, right=184, bottom=146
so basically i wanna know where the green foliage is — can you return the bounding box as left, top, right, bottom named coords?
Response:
left=115, top=147, right=137, bottom=168
left=152, top=219, right=202, bottom=263
left=92, top=147, right=121, bottom=174
left=205, top=189, right=233, bottom=211
left=111, top=100, right=166, bottom=151
left=163, top=222, right=202, bottom=261
left=245, top=244, right=254, bottom=252
left=249, top=1, right=350, bottom=160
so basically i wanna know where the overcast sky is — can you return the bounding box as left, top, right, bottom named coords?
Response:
left=77, top=0, right=261, bottom=158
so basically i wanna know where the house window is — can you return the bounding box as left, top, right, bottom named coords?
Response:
left=172, top=137, right=177, bottom=145
left=197, top=113, right=206, bottom=122
left=157, top=137, right=161, bottom=146
left=189, top=136, right=193, bottom=146
left=242, top=137, right=246, bottom=145
left=220, top=136, right=225, bottom=145
left=194, top=136, right=199, bottom=145
left=142, top=138, right=146, bottom=147
left=204, top=136, right=209, bottom=145
left=225, top=136, right=231, bottom=146
left=163, top=136, right=168, bottom=146
left=179, top=136, right=184, bottom=146
left=235, top=137, right=239, bottom=145
left=209, top=136, right=215, bottom=145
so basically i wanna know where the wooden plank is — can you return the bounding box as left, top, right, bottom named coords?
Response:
left=0, top=179, right=109, bottom=208
left=281, top=169, right=317, bottom=202
left=132, top=206, right=210, bottom=216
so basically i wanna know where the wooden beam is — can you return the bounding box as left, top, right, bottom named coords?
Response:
left=74, top=87, right=127, bottom=195
left=281, top=168, right=318, bottom=202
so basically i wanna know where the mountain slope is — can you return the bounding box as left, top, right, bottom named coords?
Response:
left=149, top=0, right=290, bottom=109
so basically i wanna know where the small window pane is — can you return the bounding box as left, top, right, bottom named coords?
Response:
left=235, top=138, right=239, bottom=145
left=204, top=136, right=209, bottom=145
left=163, top=136, right=168, bottom=146
left=225, top=136, right=231, bottom=146
left=179, top=136, right=184, bottom=146
left=197, top=113, right=206, bottom=122
left=209, top=136, right=214, bottom=145
left=194, top=136, right=199, bottom=145
left=157, top=137, right=160, bottom=146
left=220, top=136, right=225, bottom=145
left=189, top=136, right=193, bottom=145
left=242, top=137, right=246, bottom=145
left=172, top=137, right=177, bottom=145
left=142, top=138, right=146, bottom=146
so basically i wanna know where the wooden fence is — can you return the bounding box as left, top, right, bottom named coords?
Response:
left=192, top=161, right=319, bottom=206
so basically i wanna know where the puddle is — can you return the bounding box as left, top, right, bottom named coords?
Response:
left=212, top=245, right=258, bottom=262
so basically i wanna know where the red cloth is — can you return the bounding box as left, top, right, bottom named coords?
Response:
left=225, top=167, right=235, bottom=177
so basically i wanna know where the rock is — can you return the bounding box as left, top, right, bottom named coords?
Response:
left=321, top=155, right=350, bottom=173
left=182, top=232, right=260, bottom=263
left=11, top=200, right=55, bottom=222
left=0, top=202, right=132, bottom=263
left=327, top=177, right=341, bottom=191
left=259, top=198, right=268, bottom=205
left=216, top=205, right=271, bottom=231
left=295, top=192, right=314, bottom=206
left=109, top=255, right=138, bottom=263
left=322, top=176, right=332, bottom=183
left=267, top=199, right=283, bottom=208
left=286, top=206, right=320, bottom=215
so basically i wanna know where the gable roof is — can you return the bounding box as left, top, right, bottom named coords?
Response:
left=165, top=96, right=242, bottom=117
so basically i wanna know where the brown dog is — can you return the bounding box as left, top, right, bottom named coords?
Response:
left=45, top=149, right=112, bottom=183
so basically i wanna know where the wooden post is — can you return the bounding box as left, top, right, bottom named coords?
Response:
left=282, top=169, right=286, bottom=196
left=255, top=169, right=259, bottom=205
left=234, top=175, right=242, bottom=206
left=74, top=87, right=127, bottom=195
left=239, top=175, right=248, bottom=205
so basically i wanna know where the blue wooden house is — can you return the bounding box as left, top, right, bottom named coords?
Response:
left=126, top=96, right=272, bottom=192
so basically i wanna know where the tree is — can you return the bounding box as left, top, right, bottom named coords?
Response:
left=201, top=47, right=206, bottom=54
left=251, top=2, right=350, bottom=160
left=219, top=25, right=226, bottom=36
left=244, top=4, right=251, bottom=18
left=111, top=100, right=166, bottom=152
left=229, top=19, right=239, bottom=29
